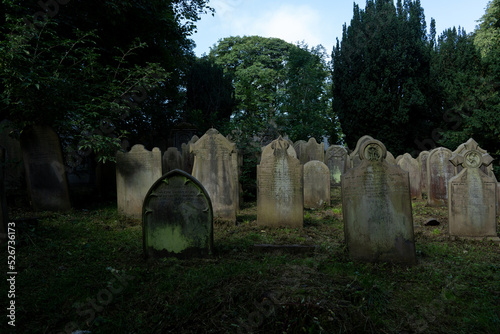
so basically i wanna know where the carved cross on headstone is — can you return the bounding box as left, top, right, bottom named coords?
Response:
left=449, top=138, right=493, bottom=170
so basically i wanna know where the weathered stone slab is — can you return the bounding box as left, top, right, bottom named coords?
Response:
left=325, top=145, right=348, bottom=186
left=162, top=147, right=182, bottom=174
left=427, top=147, right=456, bottom=206
left=342, top=139, right=416, bottom=264
left=116, top=144, right=162, bottom=220
left=448, top=139, right=498, bottom=240
left=20, top=125, right=71, bottom=211
left=418, top=151, right=429, bottom=197
left=304, top=160, right=330, bottom=209
left=191, top=129, right=239, bottom=222
left=349, top=135, right=374, bottom=168
left=257, top=137, right=303, bottom=228
left=386, top=151, right=396, bottom=165
left=181, top=135, right=198, bottom=174
left=293, top=140, right=307, bottom=163
left=303, top=138, right=324, bottom=164
left=0, top=147, right=7, bottom=243
left=397, top=153, right=421, bottom=199
left=143, top=169, right=213, bottom=258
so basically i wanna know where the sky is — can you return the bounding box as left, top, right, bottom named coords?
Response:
left=190, top=0, right=491, bottom=57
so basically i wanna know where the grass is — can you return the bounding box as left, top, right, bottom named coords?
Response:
left=1, top=187, right=499, bottom=334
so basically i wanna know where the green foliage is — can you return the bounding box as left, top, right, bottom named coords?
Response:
left=332, top=0, right=436, bottom=154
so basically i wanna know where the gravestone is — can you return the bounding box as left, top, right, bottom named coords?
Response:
left=181, top=135, right=199, bottom=174
left=418, top=151, right=429, bottom=197
left=116, top=144, right=162, bottom=220
left=448, top=139, right=499, bottom=240
left=162, top=147, right=182, bottom=174
left=324, top=145, right=348, bottom=186
left=386, top=152, right=396, bottom=165
left=20, top=125, right=71, bottom=211
left=191, top=129, right=239, bottom=222
left=143, top=169, right=213, bottom=258
left=0, top=147, right=7, bottom=243
left=302, top=138, right=324, bottom=164
left=397, top=153, right=421, bottom=199
left=341, top=139, right=416, bottom=264
left=427, top=147, right=456, bottom=206
left=293, top=140, right=307, bottom=163
left=303, top=160, right=330, bottom=209
left=257, top=137, right=303, bottom=228
left=349, top=135, right=374, bottom=168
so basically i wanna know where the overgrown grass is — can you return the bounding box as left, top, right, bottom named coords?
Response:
left=1, top=188, right=499, bottom=334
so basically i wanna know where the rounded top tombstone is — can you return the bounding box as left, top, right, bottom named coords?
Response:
left=360, top=139, right=387, bottom=162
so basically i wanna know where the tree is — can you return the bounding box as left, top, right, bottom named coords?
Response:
left=332, top=0, right=436, bottom=155
left=1, top=0, right=212, bottom=162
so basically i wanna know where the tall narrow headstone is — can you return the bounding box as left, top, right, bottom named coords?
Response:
left=20, top=125, right=71, bottom=211
left=427, top=147, right=455, bottom=206
left=293, top=140, right=307, bottom=163
left=418, top=151, right=429, bottom=197
left=257, top=137, right=303, bottom=228
left=304, top=160, right=330, bottom=209
left=191, top=129, right=239, bottom=222
left=181, top=135, right=199, bottom=174
left=162, top=147, right=182, bottom=174
left=325, top=145, right=348, bottom=186
left=116, top=144, right=162, bottom=220
left=143, top=169, right=213, bottom=258
left=448, top=139, right=499, bottom=240
left=342, top=139, right=416, bottom=264
left=397, top=153, right=421, bottom=199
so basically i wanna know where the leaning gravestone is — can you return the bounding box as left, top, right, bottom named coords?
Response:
left=143, top=169, right=214, bottom=258
left=116, top=144, right=162, bottom=220
left=20, top=125, right=71, bottom=211
left=162, top=147, right=182, bottom=174
left=304, top=160, right=330, bottom=209
left=349, top=135, right=374, bottom=168
left=342, top=139, right=416, bottom=264
left=257, top=137, right=303, bottom=228
left=448, top=139, right=499, bottom=240
left=325, top=145, right=348, bottom=186
left=418, top=151, right=429, bottom=197
left=397, top=153, right=421, bottom=199
left=191, top=129, right=239, bottom=222
left=427, top=147, right=455, bottom=206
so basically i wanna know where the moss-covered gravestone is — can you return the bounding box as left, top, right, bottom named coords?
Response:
left=325, top=145, right=348, bottom=186
left=448, top=139, right=499, bottom=241
left=342, top=138, right=416, bottom=264
left=143, top=169, right=213, bottom=258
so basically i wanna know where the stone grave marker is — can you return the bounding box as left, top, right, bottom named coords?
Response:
left=143, top=169, right=213, bottom=258
left=20, top=125, right=71, bottom=211
left=304, top=160, right=330, bottom=209
left=341, top=139, right=416, bottom=264
left=325, top=145, right=348, bottom=186
left=386, top=151, right=396, bottom=165
left=181, top=135, right=199, bottom=174
left=448, top=139, right=499, bottom=240
left=418, top=151, right=429, bottom=197
left=191, top=129, right=239, bottom=222
left=302, top=138, right=324, bottom=164
left=116, top=144, right=162, bottom=220
left=397, top=153, right=421, bottom=199
left=257, top=137, right=303, bottom=228
left=349, top=135, right=374, bottom=168
left=426, top=147, right=456, bottom=206
left=293, top=140, right=307, bottom=163
left=162, top=147, right=182, bottom=174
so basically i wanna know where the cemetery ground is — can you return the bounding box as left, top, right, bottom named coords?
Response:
left=2, top=188, right=499, bottom=334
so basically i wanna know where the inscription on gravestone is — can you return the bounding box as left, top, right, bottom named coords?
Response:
left=342, top=139, right=416, bottom=264
left=143, top=169, right=213, bottom=258
left=325, top=145, right=347, bottom=186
